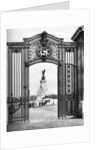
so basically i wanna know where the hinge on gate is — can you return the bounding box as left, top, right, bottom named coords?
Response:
left=24, top=61, right=29, bottom=67
left=23, top=85, right=27, bottom=89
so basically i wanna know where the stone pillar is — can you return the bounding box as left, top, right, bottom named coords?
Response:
left=21, top=47, right=29, bottom=122
left=77, top=42, right=84, bottom=117
left=8, top=47, right=13, bottom=123
left=74, top=47, right=78, bottom=117
left=58, top=44, right=66, bottom=118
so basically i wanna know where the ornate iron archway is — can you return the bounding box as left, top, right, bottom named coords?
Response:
left=7, top=30, right=80, bottom=124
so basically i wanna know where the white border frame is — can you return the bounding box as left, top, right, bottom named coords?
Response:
left=0, top=9, right=89, bottom=149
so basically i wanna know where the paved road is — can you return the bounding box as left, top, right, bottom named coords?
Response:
left=7, top=104, right=84, bottom=132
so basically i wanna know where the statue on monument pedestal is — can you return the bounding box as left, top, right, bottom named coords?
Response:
left=36, top=69, right=47, bottom=105
left=42, top=69, right=46, bottom=80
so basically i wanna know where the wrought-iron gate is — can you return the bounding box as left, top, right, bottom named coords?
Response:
left=58, top=44, right=78, bottom=118
left=7, top=31, right=78, bottom=124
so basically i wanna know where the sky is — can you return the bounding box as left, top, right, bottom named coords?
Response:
left=7, top=26, right=79, bottom=96
left=29, top=63, right=57, bottom=95
left=7, top=26, right=78, bottom=42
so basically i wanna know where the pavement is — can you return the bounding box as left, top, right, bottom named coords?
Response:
left=7, top=104, right=84, bottom=132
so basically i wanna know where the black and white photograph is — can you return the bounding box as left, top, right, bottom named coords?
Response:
left=7, top=26, right=84, bottom=132
left=0, top=8, right=89, bottom=149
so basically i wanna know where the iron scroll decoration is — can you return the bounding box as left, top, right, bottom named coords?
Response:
left=36, top=31, right=52, bottom=61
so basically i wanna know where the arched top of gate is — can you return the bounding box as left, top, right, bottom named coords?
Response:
left=23, top=31, right=64, bottom=66
left=25, top=58, right=58, bottom=66
left=23, top=31, right=64, bottom=45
